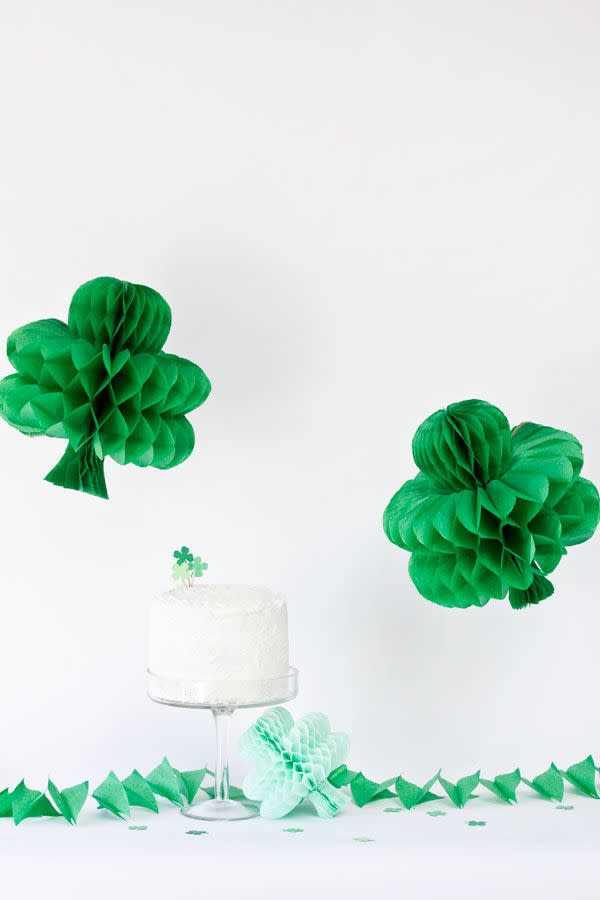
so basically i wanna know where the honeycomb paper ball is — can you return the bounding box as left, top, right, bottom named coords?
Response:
left=0, top=277, right=211, bottom=499
left=239, top=707, right=350, bottom=819
left=384, top=399, right=600, bottom=610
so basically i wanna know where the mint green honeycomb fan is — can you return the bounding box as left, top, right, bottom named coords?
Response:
left=238, top=708, right=350, bottom=819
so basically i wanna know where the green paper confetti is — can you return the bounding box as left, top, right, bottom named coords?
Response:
left=122, top=770, right=159, bottom=813
left=438, top=771, right=480, bottom=808
left=47, top=779, right=89, bottom=825
left=384, top=807, right=402, bottom=813
left=556, top=805, right=574, bottom=810
left=128, top=825, right=148, bottom=831
left=92, top=771, right=131, bottom=819
left=12, top=781, right=61, bottom=825
left=186, top=829, right=208, bottom=836
left=384, top=400, right=600, bottom=609
left=427, top=810, right=447, bottom=817
left=353, top=836, right=375, bottom=842
left=0, top=277, right=211, bottom=499
left=394, top=772, right=442, bottom=810
left=145, top=757, right=184, bottom=807
left=522, top=764, right=565, bottom=802
left=560, top=755, right=599, bottom=798
left=480, top=769, right=521, bottom=804
left=467, top=820, right=486, bottom=827
left=283, top=827, right=304, bottom=832
left=239, top=707, right=350, bottom=819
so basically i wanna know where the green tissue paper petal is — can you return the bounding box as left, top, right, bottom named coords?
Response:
left=11, top=781, right=61, bottom=825
left=0, top=277, right=211, bottom=498
left=560, top=755, right=599, bottom=799
left=47, top=779, right=89, bottom=824
left=122, top=770, right=160, bottom=813
left=480, top=769, right=521, bottom=804
left=522, top=764, right=565, bottom=802
left=438, top=771, right=480, bottom=808
left=239, top=707, right=350, bottom=819
left=384, top=399, right=600, bottom=610
left=145, top=757, right=185, bottom=807
left=92, top=771, right=131, bottom=818
left=394, top=773, right=442, bottom=810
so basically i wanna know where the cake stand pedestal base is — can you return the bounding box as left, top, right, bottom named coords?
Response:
left=147, top=668, right=298, bottom=822
left=182, top=798, right=259, bottom=821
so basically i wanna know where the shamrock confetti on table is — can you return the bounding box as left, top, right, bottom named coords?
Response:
left=239, top=707, right=350, bottom=819
left=467, top=820, right=487, bottom=827
left=0, top=277, right=211, bottom=499
left=283, top=827, right=304, bottom=833
left=384, top=399, right=600, bottom=609
left=172, top=546, right=208, bottom=588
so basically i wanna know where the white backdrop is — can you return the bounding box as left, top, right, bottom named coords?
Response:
left=1, top=1, right=599, bottom=798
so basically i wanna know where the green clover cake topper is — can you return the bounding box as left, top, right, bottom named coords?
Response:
left=0, top=277, right=211, bottom=499
left=384, top=399, right=600, bottom=610
left=172, top=545, right=208, bottom=588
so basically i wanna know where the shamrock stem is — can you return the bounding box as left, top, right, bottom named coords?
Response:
left=45, top=443, right=108, bottom=500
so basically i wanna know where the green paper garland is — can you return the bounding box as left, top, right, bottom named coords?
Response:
left=2, top=753, right=599, bottom=825
left=384, top=399, right=600, bottom=609
left=0, top=277, right=211, bottom=499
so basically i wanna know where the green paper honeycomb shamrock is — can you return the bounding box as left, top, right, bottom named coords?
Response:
left=384, top=399, right=600, bottom=610
left=0, top=277, right=211, bottom=498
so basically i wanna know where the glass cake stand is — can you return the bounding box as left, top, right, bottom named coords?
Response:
left=147, top=667, right=298, bottom=820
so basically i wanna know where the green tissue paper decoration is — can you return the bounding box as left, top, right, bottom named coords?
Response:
left=0, top=276, right=211, bottom=499
left=238, top=707, right=350, bottom=819
left=384, top=399, right=600, bottom=609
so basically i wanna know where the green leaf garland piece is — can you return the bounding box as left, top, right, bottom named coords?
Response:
left=176, top=768, right=208, bottom=806
left=328, top=764, right=359, bottom=787
left=480, top=769, right=521, bottom=804
left=145, top=757, right=184, bottom=807
left=47, top=779, right=89, bottom=825
left=349, top=773, right=395, bottom=807
left=522, top=764, right=564, bottom=802
left=121, top=770, right=159, bottom=813
left=239, top=707, right=350, bottom=819
left=0, top=788, right=12, bottom=817
left=12, top=781, right=61, bottom=825
left=92, top=771, right=131, bottom=819
left=394, top=772, right=442, bottom=810
left=0, top=277, right=211, bottom=499
left=560, top=755, right=598, bottom=799
left=438, top=771, right=480, bottom=808
left=384, top=400, right=600, bottom=609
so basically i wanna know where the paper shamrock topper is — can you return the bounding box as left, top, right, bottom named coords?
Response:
left=0, top=277, right=211, bottom=498
left=239, top=707, right=350, bottom=819
left=384, top=399, right=599, bottom=609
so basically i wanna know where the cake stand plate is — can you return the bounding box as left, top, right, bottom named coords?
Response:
left=147, top=667, right=298, bottom=821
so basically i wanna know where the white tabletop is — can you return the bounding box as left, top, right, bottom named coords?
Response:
left=3, top=789, right=599, bottom=900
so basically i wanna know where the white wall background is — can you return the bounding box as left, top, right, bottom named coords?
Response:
left=1, top=0, right=599, bottom=790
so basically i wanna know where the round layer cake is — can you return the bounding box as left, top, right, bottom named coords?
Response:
left=148, top=584, right=290, bottom=705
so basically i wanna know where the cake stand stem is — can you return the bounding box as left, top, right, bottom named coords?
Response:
left=212, top=706, right=232, bottom=803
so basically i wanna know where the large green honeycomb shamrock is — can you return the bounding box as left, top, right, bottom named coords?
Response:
left=0, top=276, right=211, bottom=499
left=384, top=399, right=599, bottom=610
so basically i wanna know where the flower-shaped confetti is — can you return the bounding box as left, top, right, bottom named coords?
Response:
left=0, top=277, right=211, bottom=499
left=384, top=399, right=599, bottom=609
left=238, top=707, right=350, bottom=819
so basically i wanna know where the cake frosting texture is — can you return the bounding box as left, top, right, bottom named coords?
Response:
left=148, top=584, right=289, bottom=704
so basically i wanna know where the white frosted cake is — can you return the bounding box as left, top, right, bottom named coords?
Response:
left=148, top=584, right=290, bottom=705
